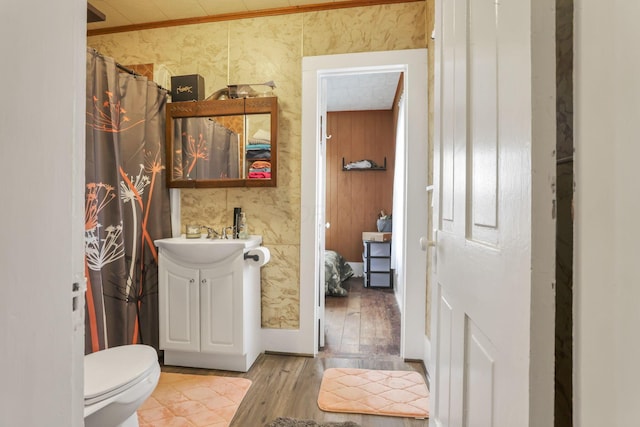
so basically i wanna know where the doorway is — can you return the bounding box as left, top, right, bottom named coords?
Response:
left=321, top=75, right=404, bottom=358
left=300, top=49, right=429, bottom=361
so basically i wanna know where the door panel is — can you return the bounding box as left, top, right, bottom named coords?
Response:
left=435, top=286, right=453, bottom=427
left=463, top=318, right=495, bottom=427
left=200, top=259, right=243, bottom=354
left=159, top=256, right=200, bottom=352
left=469, top=0, right=499, bottom=241
left=440, top=0, right=456, bottom=227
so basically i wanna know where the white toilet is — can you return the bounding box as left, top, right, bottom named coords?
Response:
left=84, top=344, right=161, bottom=427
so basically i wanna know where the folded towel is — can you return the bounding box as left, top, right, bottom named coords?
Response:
left=344, top=159, right=376, bottom=169
left=252, top=129, right=271, bottom=141
left=250, top=160, right=271, bottom=169
left=248, top=171, right=271, bottom=179
left=248, top=138, right=271, bottom=145
left=246, top=149, right=271, bottom=160
left=246, top=144, right=271, bottom=150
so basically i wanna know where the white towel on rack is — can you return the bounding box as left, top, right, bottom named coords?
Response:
left=345, top=160, right=373, bottom=170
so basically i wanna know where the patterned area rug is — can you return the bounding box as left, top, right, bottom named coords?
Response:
left=265, top=418, right=360, bottom=427
left=137, top=372, right=252, bottom=426
left=317, top=368, right=429, bottom=419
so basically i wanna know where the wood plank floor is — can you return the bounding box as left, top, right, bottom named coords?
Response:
left=323, top=277, right=401, bottom=359
left=161, top=277, right=429, bottom=426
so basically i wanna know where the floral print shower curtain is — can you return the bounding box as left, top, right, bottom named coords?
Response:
left=85, top=49, right=171, bottom=354
left=172, top=117, right=241, bottom=180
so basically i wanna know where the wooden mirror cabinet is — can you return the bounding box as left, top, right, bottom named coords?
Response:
left=166, top=97, right=277, bottom=188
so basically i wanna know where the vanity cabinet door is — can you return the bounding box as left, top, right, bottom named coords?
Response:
left=199, top=257, right=244, bottom=354
left=158, top=255, right=200, bottom=352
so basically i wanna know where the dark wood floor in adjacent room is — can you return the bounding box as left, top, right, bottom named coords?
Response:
left=162, top=277, right=430, bottom=426
left=323, top=276, right=401, bottom=359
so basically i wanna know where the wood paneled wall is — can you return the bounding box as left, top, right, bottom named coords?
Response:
left=325, top=110, right=395, bottom=262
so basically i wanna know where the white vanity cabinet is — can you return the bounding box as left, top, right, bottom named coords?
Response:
left=156, top=236, right=264, bottom=372
left=159, top=255, right=244, bottom=355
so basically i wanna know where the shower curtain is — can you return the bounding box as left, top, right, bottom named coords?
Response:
left=84, top=48, right=171, bottom=354
left=172, top=117, right=240, bottom=180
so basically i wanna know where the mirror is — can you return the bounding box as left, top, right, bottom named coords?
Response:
left=166, top=97, right=277, bottom=188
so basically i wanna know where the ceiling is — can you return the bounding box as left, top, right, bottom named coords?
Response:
left=324, top=72, right=401, bottom=112
left=87, top=0, right=402, bottom=111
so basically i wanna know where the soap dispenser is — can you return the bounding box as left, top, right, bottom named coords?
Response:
left=238, top=212, right=248, bottom=239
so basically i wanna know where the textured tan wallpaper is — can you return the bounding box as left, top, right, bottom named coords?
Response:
left=88, top=2, right=428, bottom=329
left=302, top=4, right=427, bottom=56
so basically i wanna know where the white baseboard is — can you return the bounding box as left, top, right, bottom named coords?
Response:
left=261, top=327, right=314, bottom=356
left=348, top=262, right=364, bottom=277
left=423, top=335, right=431, bottom=384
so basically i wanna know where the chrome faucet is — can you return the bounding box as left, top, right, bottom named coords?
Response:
left=222, top=226, right=235, bottom=239
left=204, top=226, right=221, bottom=239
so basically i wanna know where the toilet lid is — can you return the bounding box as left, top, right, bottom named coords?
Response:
left=84, top=344, right=158, bottom=404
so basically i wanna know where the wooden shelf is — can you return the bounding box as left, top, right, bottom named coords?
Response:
left=342, top=157, right=387, bottom=171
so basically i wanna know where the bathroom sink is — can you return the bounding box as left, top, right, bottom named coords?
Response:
left=154, top=235, right=262, bottom=264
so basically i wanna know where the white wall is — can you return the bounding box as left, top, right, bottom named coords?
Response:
left=0, top=0, right=86, bottom=425
left=574, top=2, right=640, bottom=425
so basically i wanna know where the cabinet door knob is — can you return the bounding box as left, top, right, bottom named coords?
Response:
left=189, top=278, right=195, bottom=284
left=201, top=279, right=207, bottom=285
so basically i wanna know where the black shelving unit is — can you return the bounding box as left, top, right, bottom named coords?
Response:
left=363, top=240, right=393, bottom=288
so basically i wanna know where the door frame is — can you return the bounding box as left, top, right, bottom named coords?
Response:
left=295, top=49, right=429, bottom=359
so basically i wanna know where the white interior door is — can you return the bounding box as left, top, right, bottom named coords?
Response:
left=316, top=79, right=328, bottom=349
left=431, top=0, right=556, bottom=426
